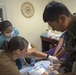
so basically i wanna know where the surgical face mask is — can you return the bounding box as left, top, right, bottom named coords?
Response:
left=5, top=31, right=14, bottom=38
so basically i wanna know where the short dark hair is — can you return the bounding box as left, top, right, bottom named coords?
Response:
left=0, top=20, right=12, bottom=31
left=43, top=1, right=71, bottom=22
left=3, top=36, right=28, bottom=53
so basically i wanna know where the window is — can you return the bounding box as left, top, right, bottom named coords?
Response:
left=0, top=4, right=7, bottom=22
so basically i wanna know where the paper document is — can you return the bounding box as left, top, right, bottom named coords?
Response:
left=26, top=64, right=46, bottom=75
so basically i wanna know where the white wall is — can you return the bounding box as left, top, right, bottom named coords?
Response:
left=0, top=0, right=51, bottom=51
left=55, top=0, right=76, bottom=14
left=0, top=0, right=75, bottom=51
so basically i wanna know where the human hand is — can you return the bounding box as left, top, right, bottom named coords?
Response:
left=52, top=70, right=60, bottom=75
left=45, top=66, right=54, bottom=74
left=47, top=55, right=59, bottom=63
left=45, top=66, right=60, bottom=75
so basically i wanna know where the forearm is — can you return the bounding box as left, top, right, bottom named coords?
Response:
left=53, top=46, right=61, bottom=56
left=25, top=49, right=47, bottom=60
left=53, top=38, right=64, bottom=56
left=32, top=50, right=47, bottom=59
left=56, top=48, right=65, bottom=58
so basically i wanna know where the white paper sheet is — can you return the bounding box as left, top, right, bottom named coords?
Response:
left=26, top=64, right=46, bottom=75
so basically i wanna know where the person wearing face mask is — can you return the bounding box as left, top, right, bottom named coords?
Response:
left=4, top=30, right=14, bottom=38
left=0, top=20, right=59, bottom=71
left=0, top=20, right=36, bottom=69
left=0, top=20, right=19, bottom=48
left=0, top=20, right=22, bottom=70
left=0, top=36, right=59, bottom=75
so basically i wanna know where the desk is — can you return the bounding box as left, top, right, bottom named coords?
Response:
left=20, top=60, right=50, bottom=75
left=40, top=36, right=59, bottom=52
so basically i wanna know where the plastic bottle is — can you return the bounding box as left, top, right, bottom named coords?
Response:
left=46, top=29, right=51, bottom=37
left=30, top=57, right=35, bottom=66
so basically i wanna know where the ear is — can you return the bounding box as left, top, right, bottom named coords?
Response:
left=59, top=15, right=66, bottom=23
left=16, top=49, right=21, bottom=55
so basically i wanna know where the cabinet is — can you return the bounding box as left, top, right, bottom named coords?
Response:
left=40, top=36, right=59, bottom=52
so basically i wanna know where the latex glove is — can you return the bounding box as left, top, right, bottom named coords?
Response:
left=47, top=55, right=59, bottom=64
left=45, top=66, right=54, bottom=74
left=52, top=70, right=60, bottom=75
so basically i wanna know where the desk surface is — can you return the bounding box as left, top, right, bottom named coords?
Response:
left=20, top=60, right=50, bottom=75
left=41, top=36, right=59, bottom=43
